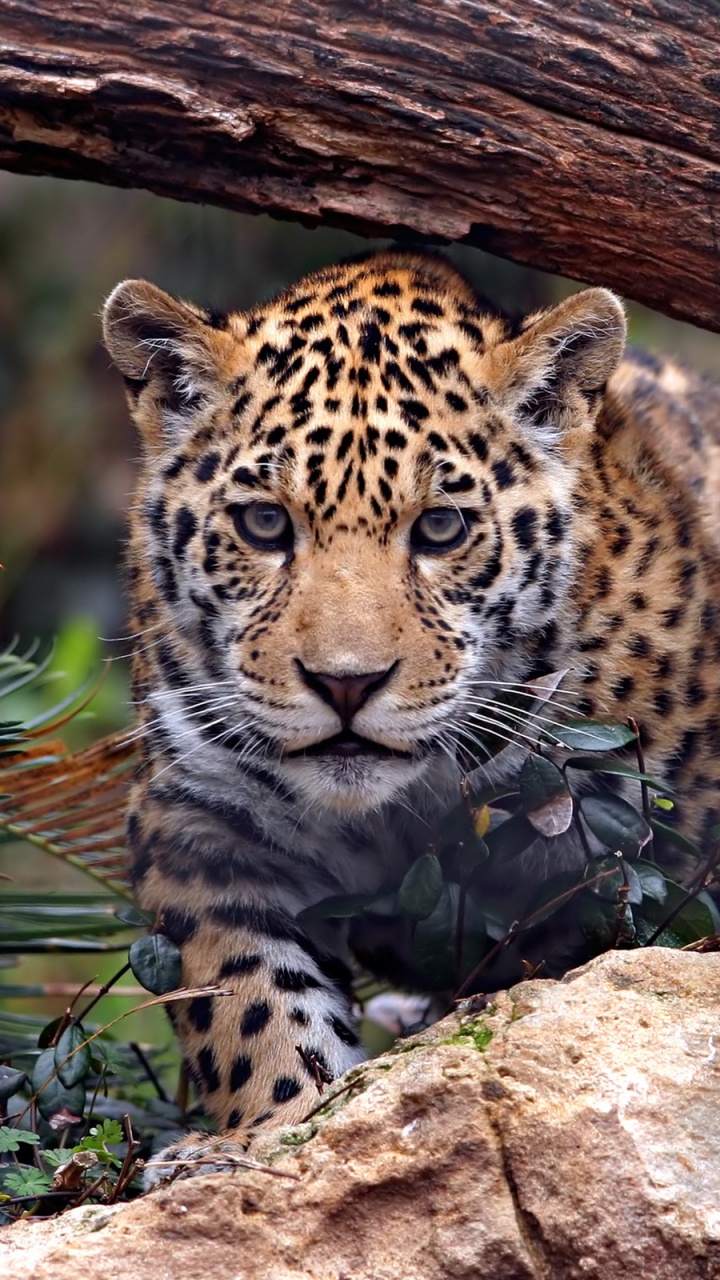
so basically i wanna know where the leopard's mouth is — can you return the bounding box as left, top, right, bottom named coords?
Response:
left=285, top=730, right=414, bottom=761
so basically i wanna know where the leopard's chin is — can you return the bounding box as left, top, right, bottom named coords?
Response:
left=277, top=748, right=430, bottom=815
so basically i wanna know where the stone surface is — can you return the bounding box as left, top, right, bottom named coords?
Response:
left=3, top=948, right=720, bottom=1279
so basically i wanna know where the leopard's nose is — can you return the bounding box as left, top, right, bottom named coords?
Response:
left=295, top=660, right=398, bottom=724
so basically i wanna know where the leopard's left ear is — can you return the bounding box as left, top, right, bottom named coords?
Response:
left=489, top=288, right=627, bottom=439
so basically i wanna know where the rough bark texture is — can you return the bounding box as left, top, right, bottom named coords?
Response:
left=0, top=2, right=719, bottom=328
left=3, top=949, right=720, bottom=1279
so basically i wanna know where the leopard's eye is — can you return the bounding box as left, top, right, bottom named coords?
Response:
left=229, top=502, right=293, bottom=551
left=411, top=508, right=468, bottom=553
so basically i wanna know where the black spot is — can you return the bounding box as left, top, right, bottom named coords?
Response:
left=233, top=466, right=260, bottom=489
left=291, top=1007, right=309, bottom=1025
left=307, top=426, right=332, bottom=446
left=661, top=606, right=683, bottom=629
left=227, top=1108, right=245, bottom=1128
left=654, top=691, right=673, bottom=716
left=162, top=909, right=197, bottom=945
left=219, top=953, right=262, bottom=979
left=163, top=453, right=187, bottom=481
left=274, top=968, right=322, bottom=992
left=610, top=525, right=632, bottom=556
left=611, top=675, right=634, bottom=700
left=442, top=474, right=475, bottom=494
left=241, top=1001, right=272, bottom=1037
left=229, top=1054, right=253, bottom=1091
left=205, top=308, right=228, bottom=329
left=148, top=496, right=169, bottom=541
left=360, top=321, right=382, bottom=363
left=445, top=391, right=468, bottom=412
left=373, top=280, right=401, bottom=297
left=384, top=429, right=407, bottom=451
left=511, top=506, right=537, bottom=551
left=545, top=507, right=567, bottom=543
left=173, top=507, right=197, bottom=559
left=195, top=452, right=221, bottom=483
left=336, top=430, right=354, bottom=461
left=468, top=432, right=488, bottom=462
left=188, top=996, right=214, bottom=1033
left=273, top=1076, right=303, bottom=1104
left=411, top=297, right=444, bottom=317
left=491, top=459, right=516, bottom=489
left=328, top=1015, right=360, bottom=1046
left=197, top=1046, right=221, bottom=1093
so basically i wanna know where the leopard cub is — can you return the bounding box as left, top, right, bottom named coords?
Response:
left=103, top=249, right=720, bottom=1182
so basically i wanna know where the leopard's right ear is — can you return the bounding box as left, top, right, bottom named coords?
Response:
left=102, top=281, right=231, bottom=446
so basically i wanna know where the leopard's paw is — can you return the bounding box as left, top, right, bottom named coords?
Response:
left=143, top=1131, right=252, bottom=1190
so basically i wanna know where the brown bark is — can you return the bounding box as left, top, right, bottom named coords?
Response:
left=0, top=2, right=719, bottom=328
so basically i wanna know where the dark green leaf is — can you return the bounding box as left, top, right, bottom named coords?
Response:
left=31, top=1048, right=86, bottom=1121
left=522, top=868, right=588, bottom=928
left=578, top=897, right=621, bottom=950
left=542, top=720, right=637, bottom=751
left=484, top=812, right=538, bottom=861
left=55, top=1023, right=92, bottom=1087
left=398, top=854, right=443, bottom=920
left=636, top=882, right=716, bottom=948
left=634, top=860, right=668, bottom=904
left=411, top=884, right=459, bottom=989
left=584, top=856, right=643, bottom=904
left=299, top=893, right=384, bottom=924
left=565, top=755, right=670, bottom=791
left=649, top=819, right=701, bottom=859
left=129, top=933, right=182, bottom=995
left=0, top=1065, right=27, bottom=1102
left=579, top=794, right=652, bottom=858
left=519, top=753, right=573, bottom=836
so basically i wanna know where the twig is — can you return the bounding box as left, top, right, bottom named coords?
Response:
left=454, top=867, right=619, bottom=999
left=74, top=962, right=132, bottom=1024
left=129, top=1041, right=169, bottom=1102
left=628, top=714, right=653, bottom=858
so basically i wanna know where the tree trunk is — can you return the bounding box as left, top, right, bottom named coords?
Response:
left=0, top=1, right=719, bottom=329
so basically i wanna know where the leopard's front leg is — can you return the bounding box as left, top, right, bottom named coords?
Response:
left=144, top=897, right=365, bottom=1187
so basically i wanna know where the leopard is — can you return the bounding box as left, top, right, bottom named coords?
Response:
left=102, top=247, right=720, bottom=1184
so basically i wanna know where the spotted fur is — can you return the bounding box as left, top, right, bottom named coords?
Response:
left=103, top=249, right=720, bottom=1181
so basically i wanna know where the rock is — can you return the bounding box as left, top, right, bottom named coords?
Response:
left=2, top=948, right=719, bottom=1279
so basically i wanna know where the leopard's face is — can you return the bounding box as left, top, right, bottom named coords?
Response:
left=105, top=251, right=625, bottom=813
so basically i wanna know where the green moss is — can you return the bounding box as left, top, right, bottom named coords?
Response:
left=446, top=1018, right=493, bottom=1052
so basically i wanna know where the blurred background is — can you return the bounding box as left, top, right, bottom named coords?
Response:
left=0, top=169, right=718, bottom=1048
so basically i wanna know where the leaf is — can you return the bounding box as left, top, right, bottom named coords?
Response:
left=519, top=754, right=573, bottom=837
left=54, top=1022, right=92, bottom=1087
left=649, top=819, right=701, bottom=859
left=129, top=933, right=183, bottom=995
left=578, top=897, right=623, bottom=950
left=584, top=856, right=643, bottom=904
left=521, top=869, right=589, bottom=928
left=0, top=1066, right=27, bottom=1102
left=542, top=719, right=637, bottom=752
left=31, top=1048, right=86, bottom=1122
left=3, top=1168, right=52, bottom=1198
left=565, top=755, right=670, bottom=791
left=0, top=1126, right=40, bottom=1153
left=636, top=882, right=716, bottom=948
left=484, top=811, right=538, bottom=860
left=411, top=883, right=459, bottom=989
left=579, top=793, right=652, bottom=858
left=634, top=860, right=668, bottom=904
left=398, top=854, right=443, bottom=920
